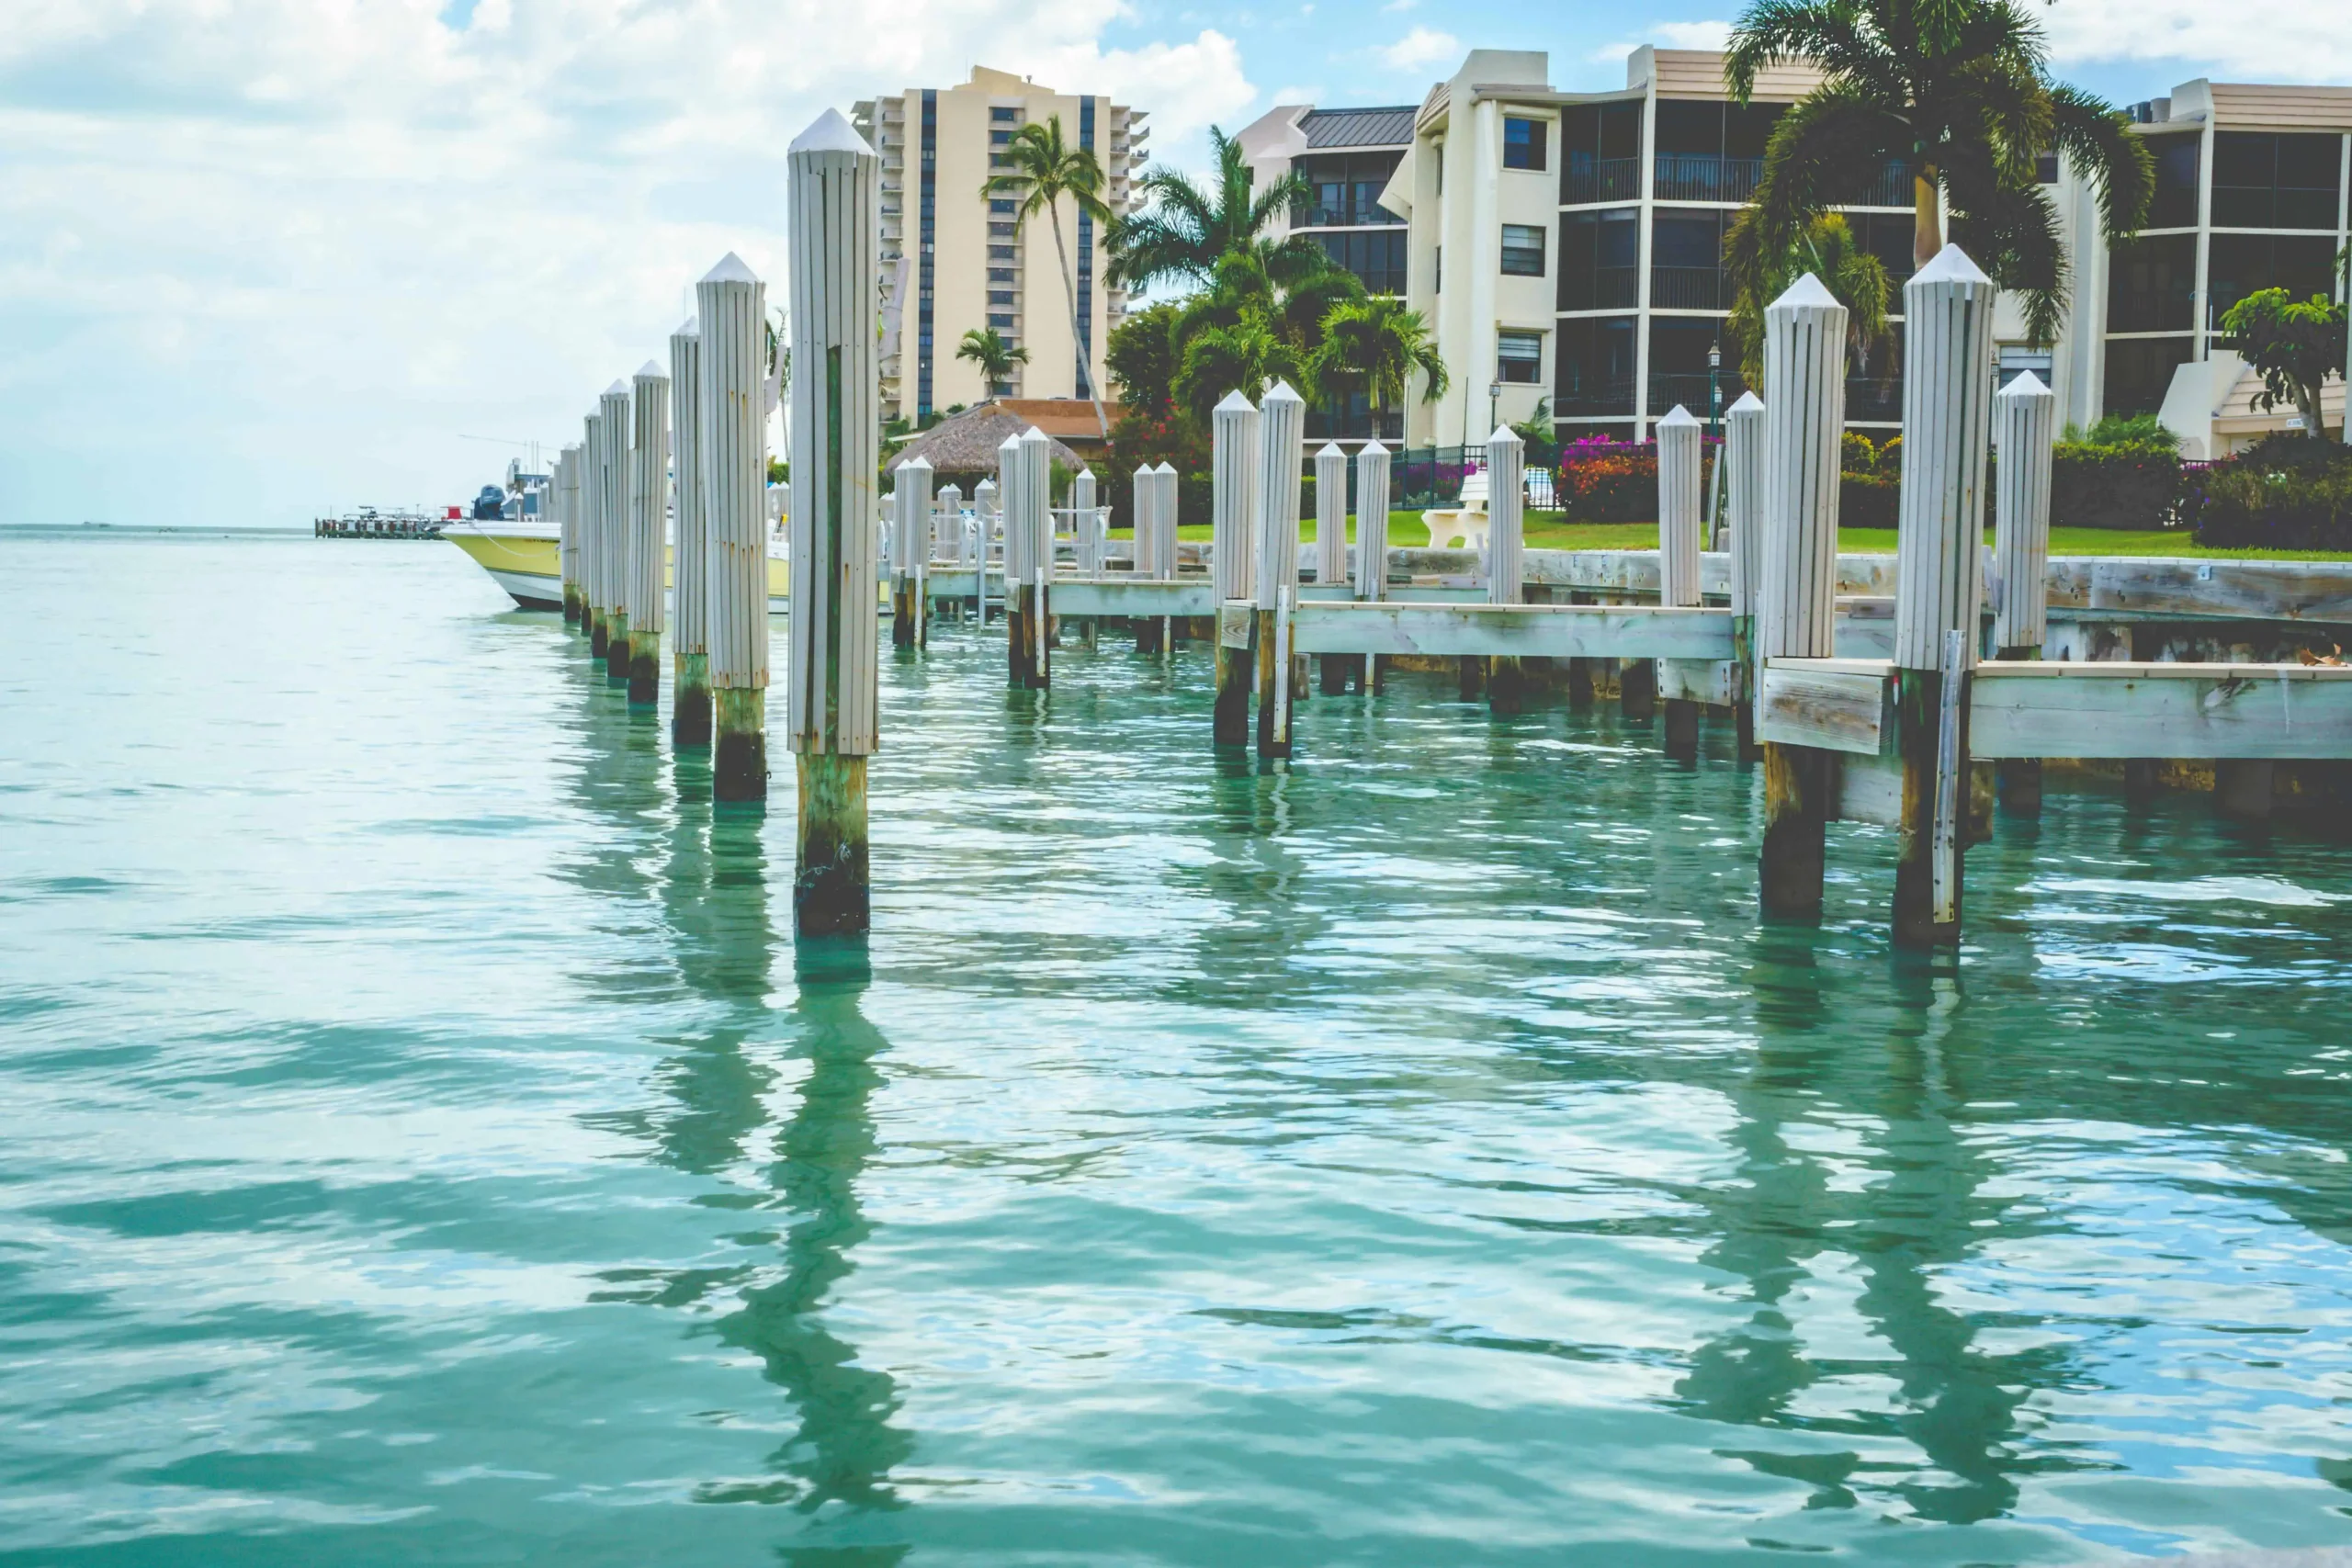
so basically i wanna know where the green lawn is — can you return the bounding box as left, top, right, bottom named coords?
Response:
left=1153, top=513, right=2352, bottom=561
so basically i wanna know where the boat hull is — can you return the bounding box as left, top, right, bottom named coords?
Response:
left=443, top=525, right=792, bottom=615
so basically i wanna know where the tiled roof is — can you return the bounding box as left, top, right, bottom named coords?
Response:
left=1300, top=107, right=1415, bottom=149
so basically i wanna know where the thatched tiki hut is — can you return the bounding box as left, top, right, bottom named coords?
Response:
left=887, top=403, right=1088, bottom=495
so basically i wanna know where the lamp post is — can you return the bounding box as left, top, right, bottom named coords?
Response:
left=1488, top=380, right=1502, bottom=439
left=1707, top=340, right=1722, bottom=442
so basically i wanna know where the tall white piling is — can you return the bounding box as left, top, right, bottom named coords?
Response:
left=1256, top=381, right=1305, bottom=757
left=1480, top=424, right=1527, bottom=709
left=558, top=444, right=583, bottom=626
left=1314, top=443, right=1348, bottom=585
left=582, top=412, right=607, bottom=655
left=1657, top=404, right=1704, bottom=759
left=697, top=251, right=771, bottom=803
left=998, top=434, right=1028, bottom=684
left=974, top=476, right=998, bottom=621
left=598, top=380, right=633, bottom=683
left=1991, top=370, right=2055, bottom=811
left=1151, top=464, right=1179, bottom=579
left=1072, top=468, right=1098, bottom=575
left=783, top=109, right=881, bottom=934
left=1755, top=275, right=1848, bottom=917
left=892, top=457, right=933, bottom=649
left=1212, top=389, right=1261, bottom=746
left=627, top=360, right=670, bottom=707
left=1348, top=439, right=1392, bottom=694
left=1018, top=425, right=1054, bottom=687
left=670, top=321, right=709, bottom=743
left=1891, top=243, right=1997, bottom=948
left=1724, top=390, right=1767, bottom=759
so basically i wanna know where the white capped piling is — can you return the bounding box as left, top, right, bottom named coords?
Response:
left=671, top=321, right=710, bottom=743
left=1131, top=461, right=1158, bottom=573
left=934, top=482, right=963, bottom=601
left=1211, top=389, right=1260, bottom=746
left=783, top=108, right=880, bottom=935
left=892, top=457, right=933, bottom=649
left=582, top=412, right=608, bottom=654
left=1256, top=381, right=1305, bottom=757
left=697, top=251, right=771, bottom=802
left=1479, top=424, right=1528, bottom=711
left=1657, top=404, right=1704, bottom=759
left=1891, top=243, right=1997, bottom=949
left=558, top=445, right=583, bottom=625
left=598, top=380, right=633, bottom=682
left=627, top=360, right=670, bottom=706
left=998, top=434, right=1028, bottom=683
left=1353, top=440, right=1390, bottom=602
left=1756, top=274, right=1849, bottom=917
left=1151, top=464, right=1179, bottom=580
left=1991, top=370, right=2054, bottom=812
left=1072, top=468, right=1098, bottom=575
left=974, top=476, right=999, bottom=620
left=1017, top=425, right=1053, bottom=687
left=1724, top=390, right=1767, bottom=759
left=1314, top=443, right=1347, bottom=585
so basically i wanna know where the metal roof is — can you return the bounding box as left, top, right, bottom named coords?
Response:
left=1300, top=107, right=1415, bottom=149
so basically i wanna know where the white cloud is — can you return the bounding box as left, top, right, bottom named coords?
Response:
left=2041, top=0, right=2352, bottom=80
left=1269, top=84, right=1328, bottom=107
left=1588, top=18, right=1734, bottom=64
left=1379, top=26, right=1459, bottom=72
left=0, top=0, right=1251, bottom=527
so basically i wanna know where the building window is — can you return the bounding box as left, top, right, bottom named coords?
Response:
left=2107, top=233, right=2197, bottom=333
left=1317, top=229, right=1407, bottom=295
left=989, top=245, right=1015, bottom=261
left=989, top=198, right=1015, bottom=215
left=989, top=222, right=1016, bottom=239
left=1498, top=330, right=1544, bottom=383
left=1555, top=317, right=1637, bottom=414
left=2212, top=130, right=2345, bottom=230
left=2145, top=131, right=2201, bottom=229
left=1503, top=116, right=1546, bottom=171
left=988, top=267, right=1014, bottom=284
left=990, top=107, right=1018, bottom=123
left=988, top=290, right=1015, bottom=307
left=1500, top=224, right=1546, bottom=276
left=988, top=313, right=1015, bottom=330
left=989, top=130, right=1013, bottom=146
left=1291, top=151, right=1406, bottom=227
left=1433, top=245, right=1441, bottom=293
left=2104, top=337, right=2194, bottom=417
left=1649, top=208, right=1728, bottom=310
left=1647, top=318, right=1734, bottom=415
left=1560, top=101, right=1643, bottom=205
left=1558, top=209, right=1638, bottom=310
left=2208, top=231, right=2343, bottom=320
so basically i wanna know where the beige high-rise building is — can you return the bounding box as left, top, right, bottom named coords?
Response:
left=854, top=66, right=1148, bottom=428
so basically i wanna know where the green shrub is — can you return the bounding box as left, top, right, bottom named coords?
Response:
left=2188, top=437, right=2352, bottom=550
left=2050, top=441, right=2183, bottom=528
left=2079, top=412, right=2180, bottom=451
left=1839, top=473, right=1901, bottom=528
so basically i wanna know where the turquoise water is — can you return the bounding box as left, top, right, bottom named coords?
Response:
left=6, top=533, right=2352, bottom=1565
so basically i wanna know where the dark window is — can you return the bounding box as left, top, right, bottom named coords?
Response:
left=1555, top=316, right=1637, bottom=414
left=1647, top=318, right=1728, bottom=416
left=918, top=88, right=937, bottom=417
left=1504, top=116, right=1546, bottom=171
left=1850, top=210, right=1917, bottom=288
left=2036, top=150, right=2061, bottom=184
left=2213, top=130, right=2344, bottom=229
left=990, top=198, right=1015, bottom=214
left=988, top=290, right=1015, bottom=307
left=989, top=244, right=1015, bottom=261
left=1558, top=209, right=1638, bottom=310
left=2145, top=131, right=2201, bottom=228
left=1652, top=100, right=1766, bottom=203
left=990, top=130, right=1012, bottom=147
left=1649, top=207, right=1727, bottom=310
left=988, top=267, right=1014, bottom=283
left=2107, top=232, right=2197, bottom=332
left=2104, top=337, right=2194, bottom=417
left=2209, top=231, right=2344, bottom=319
left=1433, top=245, right=1441, bottom=293
left=990, top=107, right=1017, bottom=123
left=1317, top=230, right=1408, bottom=295
left=1498, top=330, right=1544, bottom=383
left=1560, top=101, right=1643, bottom=204
left=988, top=313, right=1015, bottom=330
left=1291, top=151, right=1405, bottom=226
left=1500, top=223, right=1546, bottom=276
left=989, top=222, right=1016, bottom=239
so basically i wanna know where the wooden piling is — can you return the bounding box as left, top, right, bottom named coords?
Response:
left=1315, top=441, right=1349, bottom=694
left=1755, top=274, right=1849, bottom=918
left=1211, top=389, right=1260, bottom=748
left=1990, top=370, right=2054, bottom=813
left=1485, top=423, right=1526, bottom=713
left=669, top=321, right=711, bottom=743
left=558, top=445, right=583, bottom=625
left=583, top=411, right=610, bottom=657
left=784, top=109, right=881, bottom=934
left=1657, top=404, right=1702, bottom=760
left=1020, top=426, right=1053, bottom=688
left=892, top=457, right=933, bottom=649
left=627, top=361, right=670, bottom=707
left=1354, top=440, right=1390, bottom=694
left=1891, top=244, right=1996, bottom=949
left=1256, top=381, right=1304, bottom=757
left=1151, top=464, right=1178, bottom=654
left=598, top=380, right=633, bottom=684
left=1724, top=391, right=1765, bottom=761
left=697, top=252, right=771, bottom=804
left=975, top=477, right=999, bottom=624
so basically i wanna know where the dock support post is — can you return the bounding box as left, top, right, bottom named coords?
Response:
left=1657, top=404, right=1702, bottom=760
left=669, top=320, right=713, bottom=744
left=1990, top=371, right=2054, bottom=813
left=1131, top=461, right=1162, bottom=654
left=1212, top=389, right=1260, bottom=748
left=784, top=109, right=880, bottom=935
left=974, top=479, right=998, bottom=623
left=1315, top=441, right=1348, bottom=694
left=1256, top=381, right=1305, bottom=758
left=1153, top=464, right=1178, bottom=656
left=598, top=380, right=633, bottom=684
left=1353, top=439, right=1391, bottom=696
left=893, top=457, right=933, bottom=650
left=698, top=252, right=771, bottom=804
left=582, top=412, right=610, bottom=655
left=1724, top=391, right=1765, bottom=761
left=1072, top=467, right=1097, bottom=649
left=998, top=438, right=1025, bottom=684
left=934, top=484, right=962, bottom=622
left=1485, top=422, right=1526, bottom=714
left=1891, top=244, right=1996, bottom=949
left=1021, top=427, right=1053, bottom=689
left=558, top=445, right=583, bottom=626
left=1756, top=274, right=1849, bottom=919
left=628, top=360, right=670, bottom=708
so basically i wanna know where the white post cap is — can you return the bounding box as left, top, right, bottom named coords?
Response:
left=1767, top=273, right=1840, bottom=311
left=701, top=252, right=760, bottom=285
left=1911, top=242, right=1993, bottom=288
left=673, top=317, right=700, bottom=338
left=1727, top=390, right=1765, bottom=412
left=1262, top=379, right=1304, bottom=407
left=1657, top=405, right=1701, bottom=428
left=789, top=107, right=876, bottom=157
left=899, top=455, right=933, bottom=471
left=1316, top=442, right=1347, bottom=457
left=1358, top=438, right=1389, bottom=456
left=1214, top=389, right=1257, bottom=413
left=1487, top=424, right=1522, bottom=446
left=1997, top=370, right=2052, bottom=400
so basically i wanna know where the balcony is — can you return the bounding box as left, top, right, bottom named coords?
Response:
left=1564, top=156, right=1641, bottom=206
left=1555, top=377, right=1637, bottom=416
left=1647, top=371, right=1744, bottom=419
left=1833, top=160, right=1913, bottom=209
left=1559, top=265, right=1638, bottom=312
left=1648, top=265, right=1725, bottom=311
left=1653, top=153, right=1761, bottom=204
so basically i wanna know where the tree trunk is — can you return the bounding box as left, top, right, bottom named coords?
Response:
left=1045, top=202, right=1109, bottom=439
left=1914, top=170, right=1943, bottom=271
left=2300, top=383, right=2324, bottom=440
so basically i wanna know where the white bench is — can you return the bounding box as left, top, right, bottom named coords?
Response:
left=1421, top=469, right=1491, bottom=550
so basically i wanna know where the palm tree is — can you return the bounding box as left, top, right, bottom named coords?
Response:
left=1170, top=314, right=1307, bottom=420
left=954, top=326, right=1027, bottom=398
left=1724, top=0, right=2152, bottom=344
left=1106, top=128, right=1335, bottom=298
left=980, top=117, right=1115, bottom=437
left=1724, top=212, right=1892, bottom=384
left=1307, top=297, right=1450, bottom=435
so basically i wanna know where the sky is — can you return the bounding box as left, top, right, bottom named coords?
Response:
left=2, top=0, right=2346, bottom=528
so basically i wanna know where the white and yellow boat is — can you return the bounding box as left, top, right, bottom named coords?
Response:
left=442, top=520, right=793, bottom=614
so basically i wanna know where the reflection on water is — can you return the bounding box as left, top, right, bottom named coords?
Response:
left=5, top=537, right=2352, bottom=1565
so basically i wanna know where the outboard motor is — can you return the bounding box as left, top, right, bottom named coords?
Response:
left=471, top=485, right=504, bottom=521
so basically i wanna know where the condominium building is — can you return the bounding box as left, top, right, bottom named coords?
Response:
left=854, top=67, right=1148, bottom=425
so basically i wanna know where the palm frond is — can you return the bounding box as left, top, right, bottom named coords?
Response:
left=2048, top=85, right=2154, bottom=239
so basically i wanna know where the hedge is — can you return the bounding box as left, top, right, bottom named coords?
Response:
left=2050, top=444, right=2182, bottom=529
left=2188, top=437, right=2352, bottom=549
